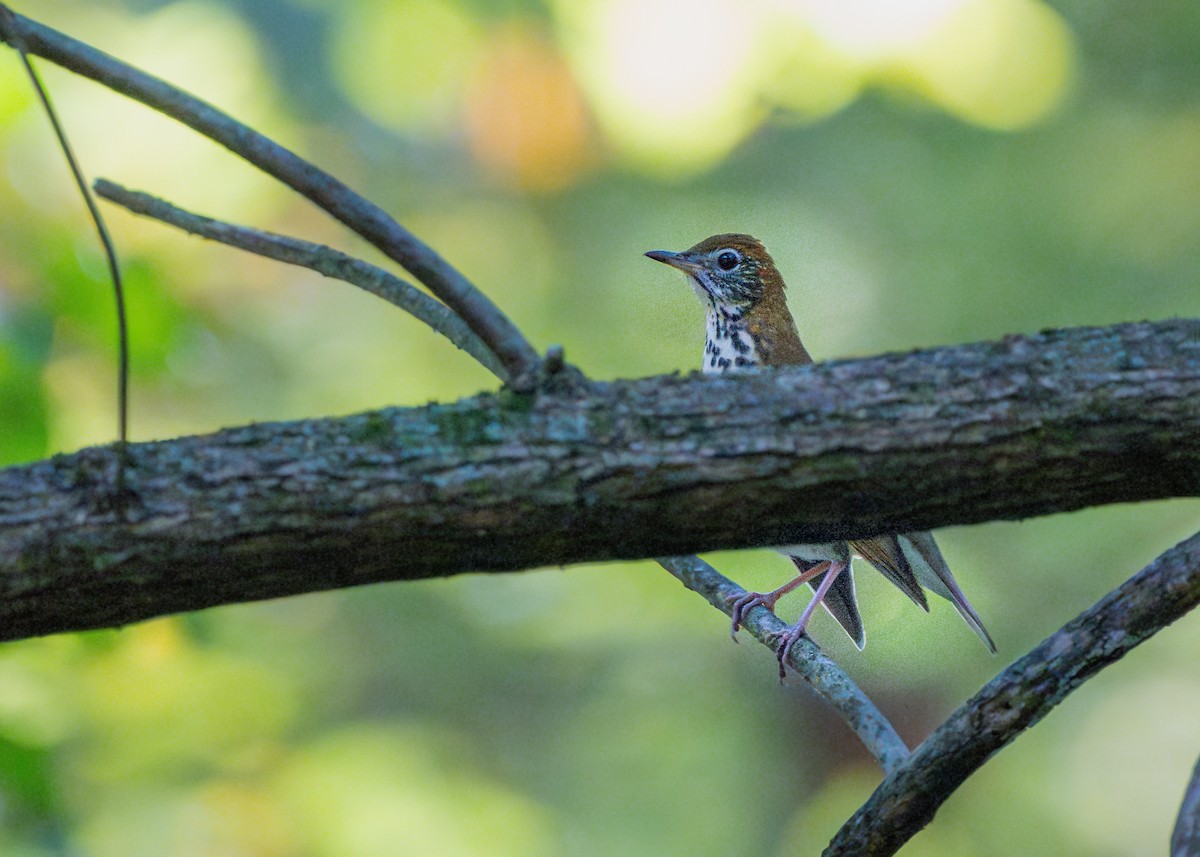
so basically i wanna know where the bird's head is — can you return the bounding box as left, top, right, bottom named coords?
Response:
left=645, top=233, right=784, bottom=313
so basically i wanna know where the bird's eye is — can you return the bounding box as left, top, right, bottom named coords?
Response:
left=716, top=250, right=740, bottom=271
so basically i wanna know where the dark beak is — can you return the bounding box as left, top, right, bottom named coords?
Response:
left=645, top=249, right=701, bottom=273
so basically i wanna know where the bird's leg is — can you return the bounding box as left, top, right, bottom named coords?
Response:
left=773, top=561, right=845, bottom=680
left=729, top=560, right=832, bottom=639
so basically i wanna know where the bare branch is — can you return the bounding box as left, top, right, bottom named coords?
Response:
left=0, top=319, right=1196, bottom=642
left=0, top=6, right=541, bottom=382
left=93, top=179, right=508, bottom=382
left=825, top=530, right=1200, bottom=856
left=1175, top=755, right=1200, bottom=857
left=658, top=555, right=910, bottom=773
left=0, top=5, right=130, bottom=453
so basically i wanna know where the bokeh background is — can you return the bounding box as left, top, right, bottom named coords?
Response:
left=2, top=0, right=1199, bottom=854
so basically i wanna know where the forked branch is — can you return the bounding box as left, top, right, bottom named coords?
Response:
left=825, top=530, right=1200, bottom=856
left=94, top=180, right=508, bottom=382
left=0, top=4, right=540, bottom=383
left=659, top=555, right=911, bottom=774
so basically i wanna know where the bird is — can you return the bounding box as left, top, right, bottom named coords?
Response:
left=646, top=233, right=995, bottom=674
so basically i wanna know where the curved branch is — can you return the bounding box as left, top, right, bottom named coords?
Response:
left=93, top=180, right=508, bottom=382
left=0, top=7, right=130, bottom=449
left=0, top=6, right=540, bottom=382
left=825, top=530, right=1200, bottom=856
left=658, top=555, right=910, bottom=774
left=1176, top=754, right=1200, bottom=857
left=0, top=319, right=1197, bottom=641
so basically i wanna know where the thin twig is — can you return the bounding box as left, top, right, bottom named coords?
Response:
left=1175, top=755, right=1200, bottom=857
left=94, top=180, right=508, bottom=382
left=0, top=5, right=129, bottom=455
left=826, top=529, right=1200, bottom=857
left=657, top=555, right=910, bottom=774
left=0, top=5, right=541, bottom=384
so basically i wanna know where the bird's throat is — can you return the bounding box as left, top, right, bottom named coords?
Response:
left=703, top=309, right=759, bottom=374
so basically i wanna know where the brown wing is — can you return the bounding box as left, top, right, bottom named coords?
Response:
left=849, top=536, right=930, bottom=611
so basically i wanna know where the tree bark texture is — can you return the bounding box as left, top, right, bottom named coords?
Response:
left=1, top=319, right=1198, bottom=641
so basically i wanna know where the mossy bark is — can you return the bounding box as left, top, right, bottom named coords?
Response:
left=0, top=319, right=1198, bottom=641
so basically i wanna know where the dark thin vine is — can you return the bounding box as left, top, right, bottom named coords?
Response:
left=0, top=4, right=129, bottom=484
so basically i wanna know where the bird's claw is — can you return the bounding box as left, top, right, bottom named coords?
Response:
left=728, top=591, right=779, bottom=640
left=768, top=623, right=812, bottom=682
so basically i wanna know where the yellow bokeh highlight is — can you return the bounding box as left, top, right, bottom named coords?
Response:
left=323, top=0, right=1074, bottom=179
left=781, top=0, right=1074, bottom=129
left=900, top=0, right=1074, bottom=129
left=6, top=2, right=287, bottom=222
left=557, top=0, right=772, bottom=175
left=554, top=0, right=1073, bottom=175
left=0, top=55, right=33, bottom=127
left=760, top=22, right=865, bottom=121
left=332, top=0, right=482, bottom=133
left=793, top=0, right=971, bottom=60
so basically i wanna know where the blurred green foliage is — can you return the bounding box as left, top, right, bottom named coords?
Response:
left=1, top=0, right=1198, bottom=854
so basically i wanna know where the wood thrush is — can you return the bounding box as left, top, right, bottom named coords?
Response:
left=646, top=233, right=995, bottom=673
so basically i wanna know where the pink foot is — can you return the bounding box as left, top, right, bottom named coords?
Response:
left=729, top=590, right=780, bottom=640
left=769, top=560, right=845, bottom=681
left=770, top=625, right=811, bottom=681
left=728, top=560, right=831, bottom=640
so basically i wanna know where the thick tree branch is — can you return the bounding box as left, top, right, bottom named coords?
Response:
left=825, top=530, right=1200, bottom=856
left=93, top=179, right=508, bottom=382
left=0, top=5, right=541, bottom=382
left=658, top=555, right=910, bottom=774
left=1, top=319, right=1197, bottom=641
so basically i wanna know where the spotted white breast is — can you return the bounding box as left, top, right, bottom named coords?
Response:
left=702, top=311, right=759, bottom=375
